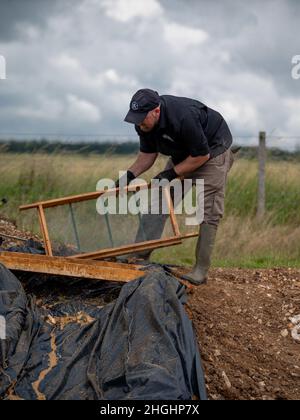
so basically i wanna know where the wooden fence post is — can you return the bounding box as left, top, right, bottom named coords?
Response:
left=257, top=131, right=266, bottom=219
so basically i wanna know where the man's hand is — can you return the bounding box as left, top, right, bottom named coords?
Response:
left=153, top=168, right=178, bottom=182
left=115, top=170, right=136, bottom=189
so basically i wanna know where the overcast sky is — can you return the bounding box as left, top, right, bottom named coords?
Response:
left=0, top=0, right=299, bottom=149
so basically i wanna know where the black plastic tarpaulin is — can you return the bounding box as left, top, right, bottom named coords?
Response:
left=0, top=263, right=207, bottom=400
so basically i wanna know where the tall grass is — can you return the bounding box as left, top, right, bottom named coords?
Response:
left=0, top=152, right=299, bottom=268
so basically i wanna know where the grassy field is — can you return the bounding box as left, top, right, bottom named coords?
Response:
left=0, top=151, right=299, bottom=268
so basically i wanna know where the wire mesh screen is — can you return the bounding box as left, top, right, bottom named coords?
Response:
left=174, top=184, right=202, bottom=236
left=44, top=190, right=175, bottom=257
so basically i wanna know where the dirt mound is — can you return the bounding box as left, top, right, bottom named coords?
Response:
left=0, top=217, right=40, bottom=248
left=183, top=267, right=300, bottom=400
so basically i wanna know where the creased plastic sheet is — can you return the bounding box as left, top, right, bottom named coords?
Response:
left=0, top=263, right=206, bottom=400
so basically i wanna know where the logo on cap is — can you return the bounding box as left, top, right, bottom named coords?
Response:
left=131, top=101, right=139, bottom=111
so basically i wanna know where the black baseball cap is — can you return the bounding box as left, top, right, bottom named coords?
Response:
left=124, top=89, right=160, bottom=125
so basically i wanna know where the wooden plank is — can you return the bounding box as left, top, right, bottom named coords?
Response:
left=19, top=183, right=150, bottom=211
left=183, top=232, right=200, bottom=239
left=0, top=233, right=28, bottom=242
left=163, top=187, right=181, bottom=237
left=71, top=237, right=184, bottom=260
left=69, top=233, right=199, bottom=260
left=0, top=252, right=143, bottom=271
left=37, top=205, right=53, bottom=257
left=0, top=252, right=145, bottom=283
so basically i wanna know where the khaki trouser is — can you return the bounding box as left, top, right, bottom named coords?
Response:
left=164, top=148, right=235, bottom=227
left=134, top=148, right=235, bottom=245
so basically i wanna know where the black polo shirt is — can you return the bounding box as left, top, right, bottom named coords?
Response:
left=135, top=95, right=233, bottom=165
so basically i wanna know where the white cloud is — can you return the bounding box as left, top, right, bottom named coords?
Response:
left=105, top=69, right=120, bottom=83
left=101, top=0, right=163, bottom=22
left=66, top=94, right=101, bottom=123
left=54, top=54, right=81, bottom=71
left=164, top=22, right=209, bottom=51
left=217, top=99, right=260, bottom=135
left=102, top=69, right=137, bottom=87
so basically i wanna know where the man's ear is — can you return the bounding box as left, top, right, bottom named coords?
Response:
left=154, top=106, right=161, bottom=118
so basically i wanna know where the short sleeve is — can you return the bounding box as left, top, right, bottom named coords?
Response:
left=135, top=125, right=158, bottom=154
left=181, top=109, right=210, bottom=157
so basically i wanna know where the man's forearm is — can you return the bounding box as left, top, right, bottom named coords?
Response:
left=174, top=154, right=210, bottom=177
left=128, top=152, right=158, bottom=177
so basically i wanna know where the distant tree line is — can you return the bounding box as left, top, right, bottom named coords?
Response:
left=237, top=146, right=300, bottom=161
left=0, top=140, right=139, bottom=155
left=0, top=139, right=299, bottom=161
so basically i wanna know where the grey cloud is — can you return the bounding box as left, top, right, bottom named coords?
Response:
left=0, top=0, right=65, bottom=41
left=160, top=0, right=300, bottom=96
left=0, top=0, right=299, bottom=149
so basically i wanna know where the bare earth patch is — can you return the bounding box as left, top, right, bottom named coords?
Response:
left=183, top=267, right=300, bottom=400
left=0, top=217, right=40, bottom=246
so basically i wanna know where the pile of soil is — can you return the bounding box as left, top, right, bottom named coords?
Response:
left=183, top=267, right=300, bottom=400
left=0, top=217, right=40, bottom=248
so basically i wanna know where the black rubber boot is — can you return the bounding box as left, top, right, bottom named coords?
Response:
left=182, top=224, right=218, bottom=286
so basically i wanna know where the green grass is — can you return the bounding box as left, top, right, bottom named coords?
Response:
left=0, top=152, right=299, bottom=268
left=152, top=236, right=300, bottom=269
left=225, top=159, right=300, bottom=226
left=213, top=258, right=300, bottom=269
